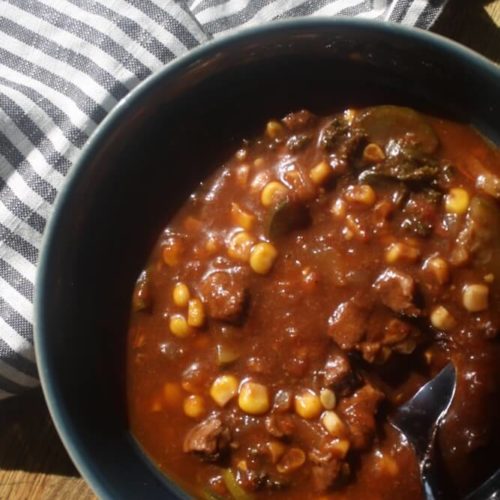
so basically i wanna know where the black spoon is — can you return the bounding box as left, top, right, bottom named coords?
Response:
left=391, top=363, right=456, bottom=500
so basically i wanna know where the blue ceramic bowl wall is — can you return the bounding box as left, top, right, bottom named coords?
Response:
left=35, top=18, right=500, bottom=499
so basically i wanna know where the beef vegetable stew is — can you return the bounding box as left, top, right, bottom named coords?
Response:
left=127, top=106, right=500, bottom=499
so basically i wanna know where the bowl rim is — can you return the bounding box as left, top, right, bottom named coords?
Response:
left=34, top=16, right=500, bottom=499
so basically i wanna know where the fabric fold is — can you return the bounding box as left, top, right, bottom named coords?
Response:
left=0, top=0, right=448, bottom=398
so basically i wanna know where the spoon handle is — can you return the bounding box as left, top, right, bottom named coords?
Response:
left=421, top=451, right=444, bottom=500
left=465, top=469, right=500, bottom=500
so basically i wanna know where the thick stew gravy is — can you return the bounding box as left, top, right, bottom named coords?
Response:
left=127, top=106, right=500, bottom=499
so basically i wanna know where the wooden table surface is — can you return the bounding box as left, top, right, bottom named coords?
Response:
left=1, top=2, right=499, bottom=499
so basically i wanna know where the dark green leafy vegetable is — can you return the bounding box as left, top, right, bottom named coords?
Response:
left=202, top=488, right=224, bottom=500
left=356, top=105, right=439, bottom=154
left=401, top=217, right=433, bottom=237
left=359, top=161, right=439, bottom=184
left=286, top=134, right=311, bottom=152
left=222, top=469, right=254, bottom=500
left=202, top=488, right=225, bottom=500
left=320, top=115, right=350, bottom=149
left=422, top=188, right=442, bottom=204
left=358, top=135, right=442, bottom=186
left=266, top=199, right=310, bottom=239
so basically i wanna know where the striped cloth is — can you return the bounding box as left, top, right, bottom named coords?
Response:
left=0, top=0, right=448, bottom=399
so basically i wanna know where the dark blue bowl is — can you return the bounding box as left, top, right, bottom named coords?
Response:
left=35, top=18, right=500, bottom=499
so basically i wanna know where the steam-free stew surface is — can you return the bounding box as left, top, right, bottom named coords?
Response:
left=127, top=106, right=500, bottom=499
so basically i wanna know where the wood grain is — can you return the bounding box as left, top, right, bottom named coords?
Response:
left=432, top=0, right=500, bottom=63
left=1, top=3, right=498, bottom=498
left=0, top=390, right=95, bottom=499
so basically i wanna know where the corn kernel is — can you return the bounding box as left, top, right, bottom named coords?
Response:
left=260, top=181, right=288, bottom=207
left=445, top=188, right=470, bottom=215
left=163, top=382, right=183, bottom=406
left=345, top=184, right=376, bottom=206
left=309, top=160, right=332, bottom=185
left=385, top=242, right=421, bottom=264
left=187, top=298, right=205, bottom=328
left=344, top=214, right=366, bottom=241
left=238, top=381, right=270, bottom=415
left=169, top=314, right=190, bottom=337
left=462, top=284, right=489, bottom=312
left=162, top=239, right=183, bottom=266
left=321, top=410, right=346, bottom=436
left=320, top=388, right=336, bottom=410
left=210, top=375, right=239, bottom=407
left=231, top=203, right=255, bottom=231
left=249, top=242, right=278, bottom=275
left=254, top=157, right=265, bottom=168
left=332, top=198, right=346, bottom=218
left=430, top=306, right=456, bottom=331
left=227, top=231, right=256, bottom=262
left=363, top=143, right=386, bottom=163
left=266, top=120, right=284, bottom=138
left=216, top=344, right=240, bottom=366
left=329, top=439, right=350, bottom=459
left=424, top=257, right=449, bottom=285
left=183, top=395, right=206, bottom=419
left=276, top=448, right=306, bottom=474
left=294, top=389, right=322, bottom=420
left=172, top=282, right=190, bottom=307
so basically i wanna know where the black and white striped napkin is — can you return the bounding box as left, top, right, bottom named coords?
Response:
left=0, top=0, right=448, bottom=398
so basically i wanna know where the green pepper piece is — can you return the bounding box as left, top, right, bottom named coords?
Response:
left=356, top=105, right=439, bottom=154
left=266, top=199, right=310, bottom=240
left=222, top=469, right=254, bottom=500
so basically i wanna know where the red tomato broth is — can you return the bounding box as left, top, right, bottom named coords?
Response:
left=127, top=107, right=500, bottom=499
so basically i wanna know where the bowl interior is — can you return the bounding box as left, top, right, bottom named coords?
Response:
left=35, top=20, right=500, bottom=499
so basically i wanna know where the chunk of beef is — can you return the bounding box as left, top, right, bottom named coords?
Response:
left=327, top=300, right=368, bottom=349
left=400, top=190, right=441, bottom=237
left=338, top=384, right=384, bottom=450
left=183, top=416, right=230, bottom=461
left=311, top=460, right=342, bottom=492
left=451, top=196, right=498, bottom=266
left=373, top=268, right=419, bottom=316
left=199, top=269, right=249, bottom=322
left=321, top=117, right=366, bottom=170
left=265, top=414, right=295, bottom=438
left=322, top=349, right=352, bottom=388
left=320, top=116, right=349, bottom=149
left=359, top=316, right=420, bottom=363
left=383, top=318, right=418, bottom=349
